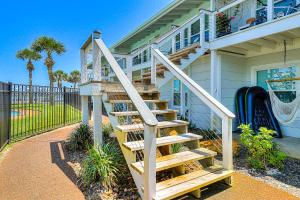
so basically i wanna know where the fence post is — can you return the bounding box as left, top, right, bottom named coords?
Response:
left=63, top=86, right=67, bottom=125
left=8, top=82, right=12, bottom=143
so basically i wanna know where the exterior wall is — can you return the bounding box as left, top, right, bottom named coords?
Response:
left=188, top=56, right=212, bottom=129
left=246, top=49, right=300, bottom=138
left=220, top=53, right=249, bottom=129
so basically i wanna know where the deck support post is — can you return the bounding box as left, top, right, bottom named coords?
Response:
left=92, top=95, right=103, bottom=146
left=222, top=117, right=233, bottom=170
left=127, top=55, right=133, bottom=82
left=143, top=125, right=157, bottom=200
left=81, top=96, right=89, bottom=124
left=267, top=0, right=274, bottom=21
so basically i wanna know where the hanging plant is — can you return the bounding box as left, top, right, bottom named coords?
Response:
left=216, top=12, right=231, bottom=37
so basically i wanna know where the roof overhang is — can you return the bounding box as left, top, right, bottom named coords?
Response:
left=111, top=0, right=205, bottom=51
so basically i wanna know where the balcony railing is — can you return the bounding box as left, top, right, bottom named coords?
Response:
left=213, top=0, right=300, bottom=39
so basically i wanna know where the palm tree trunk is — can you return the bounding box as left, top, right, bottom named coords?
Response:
left=48, top=66, right=54, bottom=105
left=28, top=70, right=33, bottom=104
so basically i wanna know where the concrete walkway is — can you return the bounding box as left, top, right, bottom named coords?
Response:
left=0, top=125, right=84, bottom=200
left=0, top=124, right=298, bottom=200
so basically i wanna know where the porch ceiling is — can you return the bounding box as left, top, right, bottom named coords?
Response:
left=220, top=27, right=300, bottom=57
left=111, top=0, right=205, bottom=51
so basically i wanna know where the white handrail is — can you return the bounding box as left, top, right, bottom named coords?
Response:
left=96, top=39, right=158, bottom=126
left=152, top=48, right=235, bottom=119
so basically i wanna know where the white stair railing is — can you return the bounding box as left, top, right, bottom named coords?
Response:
left=152, top=47, right=235, bottom=170
left=94, top=37, right=158, bottom=199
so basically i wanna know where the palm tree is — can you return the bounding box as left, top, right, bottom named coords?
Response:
left=31, top=36, right=65, bottom=103
left=54, top=70, right=67, bottom=88
left=67, top=70, right=81, bottom=88
left=16, top=48, right=41, bottom=103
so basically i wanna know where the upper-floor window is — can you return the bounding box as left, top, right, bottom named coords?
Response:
left=133, top=54, right=141, bottom=66
left=117, top=58, right=126, bottom=69
left=191, top=20, right=200, bottom=44
left=142, top=50, right=148, bottom=63
left=184, top=28, right=189, bottom=47
left=175, top=33, right=181, bottom=51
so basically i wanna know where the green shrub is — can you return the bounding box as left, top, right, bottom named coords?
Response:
left=171, top=143, right=184, bottom=154
left=65, top=124, right=93, bottom=152
left=81, top=143, right=122, bottom=190
left=103, top=123, right=113, bottom=139
left=239, top=124, right=286, bottom=170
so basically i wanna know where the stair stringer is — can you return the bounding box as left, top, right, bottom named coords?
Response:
left=157, top=47, right=209, bottom=89
left=101, top=92, right=145, bottom=198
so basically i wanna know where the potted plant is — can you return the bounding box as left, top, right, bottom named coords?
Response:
left=216, top=12, right=231, bottom=37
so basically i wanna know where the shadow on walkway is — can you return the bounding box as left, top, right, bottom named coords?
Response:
left=50, top=141, right=78, bottom=185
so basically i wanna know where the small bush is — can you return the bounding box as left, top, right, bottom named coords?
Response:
left=239, top=124, right=286, bottom=170
left=171, top=143, right=184, bottom=154
left=80, top=143, right=122, bottom=190
left=103, top=123, right=113, bottom=139
left=65, top=124, right=93, bottom=152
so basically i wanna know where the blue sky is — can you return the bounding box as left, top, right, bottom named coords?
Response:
left=0, top=0, right=173, bottom=86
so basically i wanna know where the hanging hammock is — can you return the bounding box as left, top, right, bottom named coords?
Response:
left=266, top=40, right=300, bottom=124
left=267, top=78, right=300, bottom=124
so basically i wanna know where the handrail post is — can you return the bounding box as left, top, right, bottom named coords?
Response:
left=267, top=0, right=274, bottom=21
left=200, top=10, right=206, bottom=47
left=222, top=117, right=233, bottom=170
left=92, top=31, right=103, bottom=146
left=127, top=55, right=133, bottom=82
left=151, top=44, right=157, bottom=85
left=143, top=124, right=157, bottom=200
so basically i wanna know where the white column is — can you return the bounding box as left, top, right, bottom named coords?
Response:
left=92, top=95, right=103, bottom=146
left=151, top=45, right=157, bottom=85
left=81, top=96, right=89, bottom=124
left=267, top=0, right=274, bottom=21
left=180, top=30, right=184, bottom=50
left=143, top=125, right=157, bottom=200
left=211, top=13, right=217, bottom=40
left=200, top=11, right=206, bottom=47
left=222, top=117, right=233, bottom=170
left=171, top=37, right=176, bottom=54
left=210, top=50, right=221, bottom=101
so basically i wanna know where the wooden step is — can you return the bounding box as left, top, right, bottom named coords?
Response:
left=107, top=99, right=168, bottom=104
left=123, top=133, right=202, bottom=151
left=155, top=167, right=233, bottom=200
left=116, top=120, right=189, bottom=133
left=131, top=148, right=217, bottom=174
left=143, top=68, right=165, bottom=77
left=110, top=109, right=177, bottom=117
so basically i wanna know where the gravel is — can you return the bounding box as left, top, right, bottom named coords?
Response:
left=234, top=146, right=300, bottom=198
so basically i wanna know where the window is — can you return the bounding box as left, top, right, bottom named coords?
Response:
left=257, top=66, right=297, bottom=103
left=132, top=54, right=141, bottom=66
left=173, top=79, right=181, bottom=106
left=184, top=28, right=189, bottom=47
left=142, top=50, right=148, bottom=63
left=190, top=20, right=200, bottom=44
left=175, top=33, right=181, bottom=51
left=117, top=58, right=126, bottom=69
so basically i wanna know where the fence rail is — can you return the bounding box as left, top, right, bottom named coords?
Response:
left=0, top=83, right=82, bottom=149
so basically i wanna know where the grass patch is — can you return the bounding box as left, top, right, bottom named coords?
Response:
left=11, top=103, right=81, bottom=140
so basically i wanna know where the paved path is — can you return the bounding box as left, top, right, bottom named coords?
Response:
left=0, top=125, right=85, bottom=200
left=0, top=124, right=298, bottom=200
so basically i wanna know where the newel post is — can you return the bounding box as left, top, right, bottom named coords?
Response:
left=92, top=31, right=103, bottom=147
left=222, top=117, right=233, bottom=170
left=143, top=124, right=157, bottom=200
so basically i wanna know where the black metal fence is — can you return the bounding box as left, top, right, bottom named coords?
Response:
left=0, top=82, right=11, bottom=151
left=0, top=83, right=82, bottom=148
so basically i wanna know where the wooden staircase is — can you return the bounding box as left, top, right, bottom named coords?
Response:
left=102, top=83, right=233, bottom=200
left=134, top=44, right=203, bottom=84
